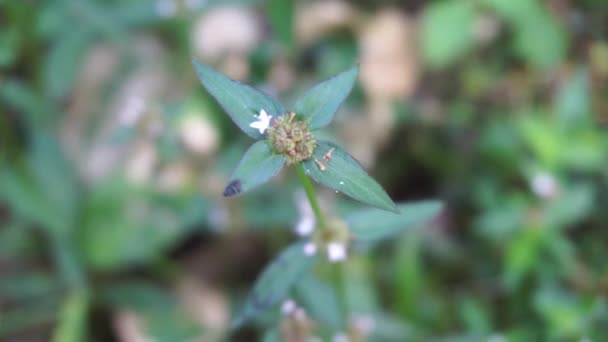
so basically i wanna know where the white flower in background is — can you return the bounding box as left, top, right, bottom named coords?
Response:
left=332, top=332, right=350, bottom=342
left=156, top=0, right=177, bottom=18
left=487, top=334, right=507, bottom=342
left=303, top=242, right=317, bottom=256
left=350, top=314, right=375, bottom=335
left=327, top=242, right=347, bottom=262
left=118, top=96, right=145, bottom=127
left=294, top=191, right=315, bottom=236
left=296, top=216, right=315, bottom=236
left=530, top=172, right=559, bottom=199
left=249, top=109, right=272, bottom=134
left=281, top=298, right=297, bottom=315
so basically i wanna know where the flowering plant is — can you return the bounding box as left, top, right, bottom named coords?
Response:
left=193, top=60, right=441, bottom=334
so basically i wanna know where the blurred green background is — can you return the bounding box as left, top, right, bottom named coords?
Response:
left=1, top=0, right=608, bottom=341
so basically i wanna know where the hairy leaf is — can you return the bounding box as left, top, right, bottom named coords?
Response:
left=192, top=59, right=285, bottom=139
left=348, top=201, right=442, bottom=242
left=224, top=141, right=286, bottom=197
left=302, top=141, right=397, bottom=212
left=294, top=65, right=358, bottom=130
left=232, top=242, right=316, bottom=328
left=295, top=274, right=344, bottom=329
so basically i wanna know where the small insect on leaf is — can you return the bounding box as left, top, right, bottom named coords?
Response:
left=314, top=158, right=326, bottom=171
left=323, top=148, right=335, bottom=161
left=223, top=179, right=242, bottom=197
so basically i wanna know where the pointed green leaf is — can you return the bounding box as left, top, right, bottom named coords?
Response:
left=295, top=274, right=344, bottom=329
left=302, top=141, right=397, bottom=212
left=46, top=29, right=93, bottom=99
left=192, top=59, right=285, bottom=139
left=232, top=242, right=316, bottom=328
left=224, top=141, right=286, bottom=197
left=294, top=65, right=358, bottom=130
left=347, top=201, right=442, bottom=242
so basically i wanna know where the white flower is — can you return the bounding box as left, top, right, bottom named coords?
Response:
left=303, top=242, right=317, bottom=256
left=294, top=191, right=315, bottom=236
left=350, top=314, right=375, bottom=335
left=281, top=298, right=297, bottom=315
left=296, top=217, right=315, bottom=236
left=327, top=242, right=347, bottom=262
left=249, top=109, right=272, bottom=134
left=118, top=96, right=145, bottom=127
left=332, top=333, right=349, bottom=342
left=530, top=172, right=558, bottom=199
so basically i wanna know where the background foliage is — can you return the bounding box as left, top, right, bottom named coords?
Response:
left=1, top=0, right=608, bottom=341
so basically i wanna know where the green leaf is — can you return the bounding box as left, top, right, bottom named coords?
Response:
left=100, top=281, right=201, bottom=342
left=0, top=297, right=61, bottom=337
left=192, top=59, right=285, bottom=139
left=224, top=141, right=286, bottom=197
left=81, top=179, right=187, bottom=270
left=52, top=291, right=89, bottom=342
left=294, top=65, right=358, bottom=130
left=232, top=242, right=316, bottom=328
left=302, top=141, right=397, bottom=212
left=347, top=201, right=442, bottom=242
left=0, top=272, right=59, bottom=301
left=513, top=13, right=566, bottom=69
left=421, top=0, right=475, bottom=68
left=295, top=274, right=344, bottom=329
left=45, top=29, right=92, bottom=99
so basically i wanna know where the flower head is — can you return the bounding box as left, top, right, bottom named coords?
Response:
left=267, top=112, right=317, bottom=164
left=249, top=109, right=272, bottom=134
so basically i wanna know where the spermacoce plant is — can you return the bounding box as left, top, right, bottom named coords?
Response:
left=193, top=59, right=441, bottom=337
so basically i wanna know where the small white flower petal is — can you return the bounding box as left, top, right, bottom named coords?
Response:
left=350, top=314, right=375, bottom=335
left=281, top=298, right=297, bottom=315
left=530, top=172, right=558, bottom=199
left=303, top=242, right=317, bottom=256
left=249, top=109, right=272, bottom=134
left=295, top=216, right=315, bottom=236
left=332, top=333, right=349, bottom=342
left=327, top=242, right=347, bottom=262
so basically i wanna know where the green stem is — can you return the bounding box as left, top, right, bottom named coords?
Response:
left=295, top=163, right=327, bottom=230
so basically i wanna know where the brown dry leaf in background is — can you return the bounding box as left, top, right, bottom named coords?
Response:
left=62, top=36, right=172, bottom=185
left=359, top=10, right=419, bottom=102
left=296, top=0, right=358, bottom=47
left=191, top=5, right=262, bottom=80
left=177, top=277, right=230, bottom=340
left=269, top=55, right=296, bottom=93
left=179, top=114, right=219, bottom=157
left=158, top=161, right=194, bottom=193
left=341, top=10, right=419, bottom=166
left=113, top=310, right=153, bottom=342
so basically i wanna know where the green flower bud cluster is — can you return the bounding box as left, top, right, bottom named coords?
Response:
left=267, top=112, right=317, bottom=164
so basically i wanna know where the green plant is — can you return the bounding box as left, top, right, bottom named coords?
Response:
left=192, top=60, right=441, bottom=337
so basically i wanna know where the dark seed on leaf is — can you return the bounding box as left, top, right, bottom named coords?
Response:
left=223, top=179, right=242, bottom=197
